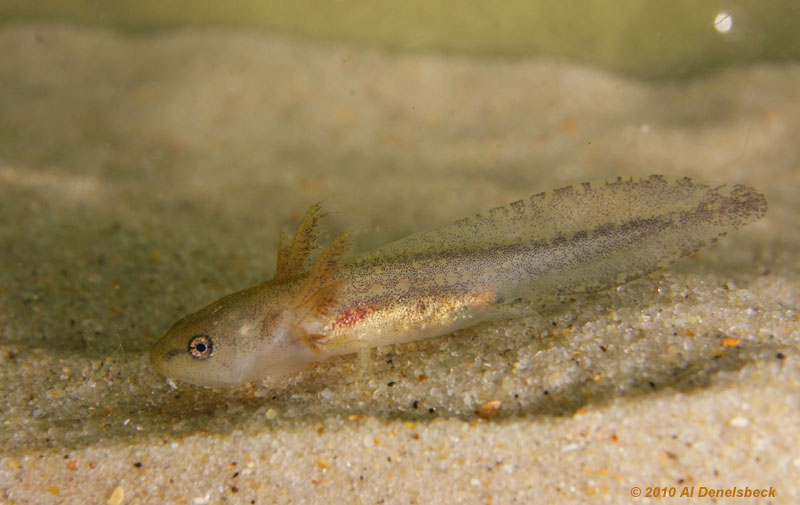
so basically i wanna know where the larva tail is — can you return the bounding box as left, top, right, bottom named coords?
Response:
left=507, top=176, right=767, bottom=297
left=360, top=175, right=767, bottom=301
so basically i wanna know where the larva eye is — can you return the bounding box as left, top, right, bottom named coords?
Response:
left=188, top=334, right=213, bottom=360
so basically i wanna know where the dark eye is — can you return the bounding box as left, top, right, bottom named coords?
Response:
left=188, top=334, right=213, bottom=360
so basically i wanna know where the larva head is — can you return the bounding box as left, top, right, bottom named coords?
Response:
left=149, top=282, right=317, bottom=387
left=149, top=287, right=267, bottom=387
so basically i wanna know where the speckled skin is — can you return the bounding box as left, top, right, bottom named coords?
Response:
left=149, top=176, right=767, bottom=387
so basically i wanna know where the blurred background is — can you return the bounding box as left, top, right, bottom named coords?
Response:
left=2, top=0, right=800, bottom=78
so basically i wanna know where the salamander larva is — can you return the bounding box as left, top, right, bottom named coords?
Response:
left=150, top=175, right=767, bottom=387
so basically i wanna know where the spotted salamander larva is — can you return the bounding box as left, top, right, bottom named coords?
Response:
left=150, top=175, right=766, bottom=387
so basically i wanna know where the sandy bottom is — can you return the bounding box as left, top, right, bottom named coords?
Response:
left=0, top=24, right=798, bottom=504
